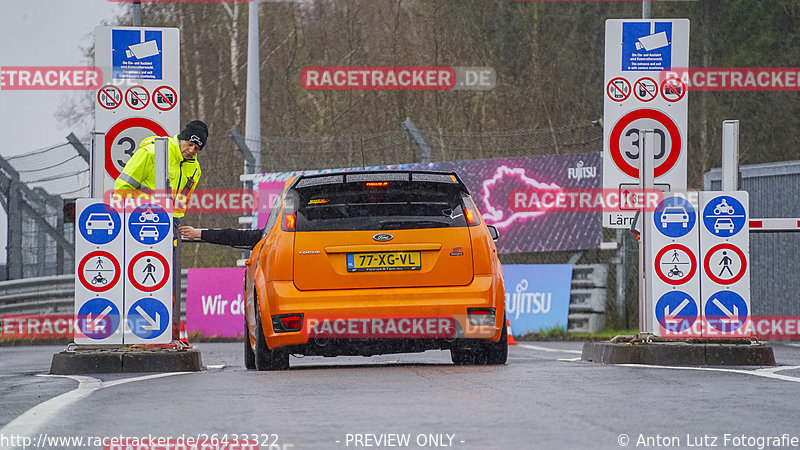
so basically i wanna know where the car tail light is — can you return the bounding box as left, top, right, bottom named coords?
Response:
left=272, top=313, right=303, bottom=333
left=461, top=195, right=481, bottom=226
left=281, top=194, right=297, bottom=231
left=467, top=308, right=495, bottom=326
left=282, top=213, right=296, bottom=231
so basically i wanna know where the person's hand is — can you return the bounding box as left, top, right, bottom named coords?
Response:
left=178, top=226, right=202, bottom=240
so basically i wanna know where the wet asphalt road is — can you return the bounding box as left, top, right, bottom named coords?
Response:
left=2, top=342, right=800, bottom=450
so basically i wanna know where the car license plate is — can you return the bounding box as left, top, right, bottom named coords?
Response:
left=346, top=252, right=421, bottom=272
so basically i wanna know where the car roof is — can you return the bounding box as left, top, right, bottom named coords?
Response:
left=290, top=170, right=469, bottom=193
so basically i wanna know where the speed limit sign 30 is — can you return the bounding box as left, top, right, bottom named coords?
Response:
left=104, top=118, right=170, bottom=180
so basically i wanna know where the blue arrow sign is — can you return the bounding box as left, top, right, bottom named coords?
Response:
left=705, top=290, right=748, bottom=332
left=128, top=204, right=171, bottom=244
left=702, top=195, right=746, bottom=237
left=655, top=291, right=698, bottom=332
left=77, top=298, right=120, bottom=339
left=654, top=196, right=696, bottom=238
left=127, top=297, right=170, bottom=339
left=78, top=203, right=122, bottom=245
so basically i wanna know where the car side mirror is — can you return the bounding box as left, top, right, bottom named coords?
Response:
left=487, top=225, right=499, bottom=241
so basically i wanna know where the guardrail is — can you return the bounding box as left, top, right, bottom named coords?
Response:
left=2, top=266, right=608, bottom=334
left=0, top=271, right=189, bottom=322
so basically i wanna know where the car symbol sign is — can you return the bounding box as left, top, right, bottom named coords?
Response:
left=373, top=233, right=393, bottom=242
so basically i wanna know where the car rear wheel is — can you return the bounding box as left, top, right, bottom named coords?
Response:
left=450, top=316, right=508, bottom=365
left=254, top=291, right=290, bottom=371
left=243, top=318, right=256, bottom=370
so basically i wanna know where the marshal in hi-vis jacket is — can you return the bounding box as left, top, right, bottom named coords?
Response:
left=114, top=135, right=201, bottom=218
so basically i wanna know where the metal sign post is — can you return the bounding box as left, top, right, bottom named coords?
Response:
left=90, top=132, right=106, bottom=199
left=638, top=130, right=656, bottom=334
left=721, top=120, right=740, bottom=191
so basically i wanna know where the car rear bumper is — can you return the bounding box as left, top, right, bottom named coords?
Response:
left=260, top=274, right=504, bottom=350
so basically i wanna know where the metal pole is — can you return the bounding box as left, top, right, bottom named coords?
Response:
left=638, top=130, right=656, bottom=334
left=133, top=0, right=142, bottom=27
left=245, top=0, right=262, bottom=173
left=402, top=117, right=433, bottom=164
left=154, top=137, right=169, bottom=192
left=642, top=0, right=652, bottom=20
left=7, top=179, right=23, bottom=280
left=721, top=120, right=740, bottom=191
left=90, top=132, right=105, bottom=199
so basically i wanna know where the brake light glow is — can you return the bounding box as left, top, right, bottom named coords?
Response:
left=272, top=313, right=304, bottom=333
left=366, top=182, right=389, bottom=187
left=282, top=213, right=296, bottom=230
left=464, top=208, right=479, bottom=226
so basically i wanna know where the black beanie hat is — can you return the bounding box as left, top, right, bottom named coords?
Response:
left=179, top=120, right=208, bottom=150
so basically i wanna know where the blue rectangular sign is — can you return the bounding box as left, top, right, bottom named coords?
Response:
left=503, top=264, right=572, bottom=334
left=112, top=29, right=163, bottom=80
left=621, top=22, right=673, bottom=71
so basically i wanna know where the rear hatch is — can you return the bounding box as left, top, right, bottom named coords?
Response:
left=291, top=172, right=474, bottom=291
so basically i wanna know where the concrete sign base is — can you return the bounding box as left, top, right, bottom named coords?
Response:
left=49, top=348, right=202, bottom=374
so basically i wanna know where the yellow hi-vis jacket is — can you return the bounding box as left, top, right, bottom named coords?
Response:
left=114, top=135, right=201, bottom=218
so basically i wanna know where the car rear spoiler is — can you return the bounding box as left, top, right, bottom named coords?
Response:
left=290, top=170, right=470, bottom=193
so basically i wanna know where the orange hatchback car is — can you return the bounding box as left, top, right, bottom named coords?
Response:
left=243, top=171, right=507, bottom=370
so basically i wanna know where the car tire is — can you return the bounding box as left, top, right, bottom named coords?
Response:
left=450, top=316, right=508, bottom=366
left=243, top=317, right=256, bottom=370
left=253, top=290, right=290, bottom=371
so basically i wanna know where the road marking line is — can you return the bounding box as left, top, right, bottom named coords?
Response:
left=517, top=344, right=582, bottom=354
left=0, top=372, right=189, bottom=448
left=558, top=357, right=582, bottom=362
left=616, top=363, right=800, bottom=383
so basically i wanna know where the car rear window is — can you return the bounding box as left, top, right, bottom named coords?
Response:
left=293, top=180, right=469, bottom=232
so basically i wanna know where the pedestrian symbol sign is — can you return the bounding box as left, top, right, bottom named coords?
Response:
left=78, top=203, right=122, bottom=245
left=655, top=243, right=696, bottom=285
left=705, top=291, right=748, bottom=332
left=654, top=196, right=696, bottom=238
left=78, top=251, right=121, bottom=293
left=655, top=291, right=698, bottom=332
left=127, top=251, right=170, bottom=292
left=703, top=243, right=747, bottom=285
left=128, top=204, right=171, bottom=244
left=702, top=195, right=746, bottom=237
left=127, top=297, right=170, bottom=339
left=77, top=298, right=121, bottom=340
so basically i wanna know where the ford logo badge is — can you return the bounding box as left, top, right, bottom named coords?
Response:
left=373, top=233, right=393, bottom=242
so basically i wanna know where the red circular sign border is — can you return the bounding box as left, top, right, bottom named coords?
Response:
left=655, top=243, right=697, bottom=286
left=607, top=77, right=631, bottom=102
left=127, top=250, right=170, bottom=292
left=78, top=250, right=121, bottom=292
left=634, top=77, right=658, bottom=102
left=660, top=77, right=687, bottom=103
left=703, top=243, right=747, bottom=285
left=153, top=85, right=178, bottom=111
left=125, top=86, right=150, bottom=110
left=97, top=85, right=123, bottom=110
left=609, top=108, right=682, bottom=179
left=105, top=117, right=169, bottom=180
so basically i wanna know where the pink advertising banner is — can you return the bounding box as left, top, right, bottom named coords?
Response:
left=186, top=267, right=246, bottom=338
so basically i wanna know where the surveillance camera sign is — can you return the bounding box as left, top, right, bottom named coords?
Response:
left=112, top=29, right=163, bottom=80
left=621, top=22, right=673, bottom=71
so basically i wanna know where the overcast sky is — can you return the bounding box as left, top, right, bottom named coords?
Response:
left=0, top=0, right=121, bottom=265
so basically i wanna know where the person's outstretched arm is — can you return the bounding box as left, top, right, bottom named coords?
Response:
left=178, top=226, right=262, bottom=248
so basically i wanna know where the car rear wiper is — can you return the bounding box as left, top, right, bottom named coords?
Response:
left=378, top=220, right=451, bottom=229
